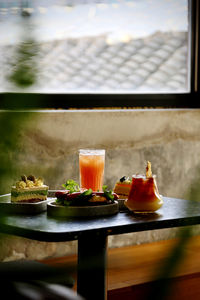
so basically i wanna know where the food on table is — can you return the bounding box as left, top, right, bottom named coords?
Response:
left=125, top=161, right=163, bottom=213
left=11, top=175, right=48, bottom=203
left=55, top=185, right=119, bottom=206
left=113, top=176, right=131, bottom=199
left=79, top=149, right=105, bottom=191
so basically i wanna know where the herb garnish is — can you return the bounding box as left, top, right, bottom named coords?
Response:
left=76, top=188, right=93, bottom=199
left=102, top=185, right=114, bottom=201
left=55, top=197, right=64, bottom=206
left=62, top=179, right=80, bottom=193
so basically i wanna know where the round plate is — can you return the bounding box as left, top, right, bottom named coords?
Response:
left=47, top=200, right=119, bottom=217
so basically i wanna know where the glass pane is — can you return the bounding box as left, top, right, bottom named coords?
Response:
left=0, top=0, right=189, bottom=93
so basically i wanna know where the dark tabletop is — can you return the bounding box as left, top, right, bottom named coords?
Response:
left=0, top=197, right=200, bottom=242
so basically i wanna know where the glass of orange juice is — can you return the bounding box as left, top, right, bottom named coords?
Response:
left=79, top=149, right=105, bottom=191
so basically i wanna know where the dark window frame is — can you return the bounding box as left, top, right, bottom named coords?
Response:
left=0, top=0, right=199, bottom=109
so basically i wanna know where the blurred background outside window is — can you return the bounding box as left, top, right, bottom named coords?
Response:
left=0, top=0, right=189, bottom=93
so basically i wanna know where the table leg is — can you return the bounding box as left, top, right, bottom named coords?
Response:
left=77, top=233, right=108, bottom=300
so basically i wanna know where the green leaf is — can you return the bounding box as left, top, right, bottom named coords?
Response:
left=102, top=185, right=114, bottom=201
left=76, top=188, right=93, bottom=199
left=66, top=189, right=93, bottom=206
left=62, top=179, right=80, bottom=194
left=55, top=198, right=64, bottom=205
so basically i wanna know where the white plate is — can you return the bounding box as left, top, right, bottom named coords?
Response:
left=0, top=191, right=56, bottom=214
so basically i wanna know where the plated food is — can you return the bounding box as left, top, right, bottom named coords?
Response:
left=55, top=181, right=119, bottom=207
left=47, top=180, right=119, bottom=217
left=11, top=175, right=48, bottom=203
left=125, top=161, right=163, bottom=213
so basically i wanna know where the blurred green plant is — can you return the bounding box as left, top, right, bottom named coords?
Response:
left=0, top=8, right=80, bottom=300
left=148, top=227, right=191, bottom=300
left=0, top=110, right=32, bottom=195
left=5, top=4, right=38, bottom=89
left=9, top=39, right=39, bottom=88
left=148, top=176, right=200, bottom=300
left=0, top=9, right=39, bottom=193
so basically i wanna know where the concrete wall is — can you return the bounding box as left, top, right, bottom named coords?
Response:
left=1, top=108, right=200, bottom=261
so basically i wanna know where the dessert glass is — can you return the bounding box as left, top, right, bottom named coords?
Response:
left=79, top=149, right=105, bottom=191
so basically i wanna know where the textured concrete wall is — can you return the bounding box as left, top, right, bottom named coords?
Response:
left=1, top=108, right=200, bottom=261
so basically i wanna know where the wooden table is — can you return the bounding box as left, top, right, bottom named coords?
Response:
left=0, top=197, right=200, bottom=300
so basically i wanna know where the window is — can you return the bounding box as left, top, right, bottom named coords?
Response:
left=0, top=0, right=199, bottom=108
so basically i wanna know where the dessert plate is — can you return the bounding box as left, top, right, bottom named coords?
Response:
left=47, top=200, right=119, bottom=218
left=0, top=191, right=56, bottom=215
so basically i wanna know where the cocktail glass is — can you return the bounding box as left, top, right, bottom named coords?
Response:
left=79, top=149, right=105, bottom=191
left=125, top=175, right=163, bottom=213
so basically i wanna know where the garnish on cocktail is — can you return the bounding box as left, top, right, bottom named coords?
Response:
left=146, top=161, right=152, bottom=178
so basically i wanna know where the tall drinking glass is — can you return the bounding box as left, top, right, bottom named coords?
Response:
left=79, top=149, right=105, bottom=191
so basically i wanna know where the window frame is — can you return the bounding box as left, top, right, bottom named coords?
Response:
left=0, top=0, right=199, bottom=109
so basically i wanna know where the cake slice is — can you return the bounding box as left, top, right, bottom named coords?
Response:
left=113, top=176, right=131, bottom=199
left=11, top=175, right=48, bottom=203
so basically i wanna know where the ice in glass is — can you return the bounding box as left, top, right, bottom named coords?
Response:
left=79, top=149, right=105, bottom=191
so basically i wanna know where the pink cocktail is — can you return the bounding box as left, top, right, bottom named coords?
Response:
left=79, top=149, right=105, bottom=191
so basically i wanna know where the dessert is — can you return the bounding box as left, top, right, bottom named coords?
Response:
left=125, top=162, right=163, bottom=213
left=113, top=176, right=131, bottom=199
left=11, top=175, right=49, bottom=203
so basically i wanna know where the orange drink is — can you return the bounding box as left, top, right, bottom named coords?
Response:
left=79, top=149, right=105, bottom=191
left=125, top=175, right=163, bottom=213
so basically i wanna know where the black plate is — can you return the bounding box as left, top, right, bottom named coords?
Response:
left=47, top=200, right=119, bottom=217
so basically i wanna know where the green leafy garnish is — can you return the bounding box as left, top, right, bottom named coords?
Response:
left=76, top=188, right=93, bottom=199
left=62, top=179, right=80, bottom=194
left=67, top=189, right=93, bottom=206
left=102, top=185, right=114, bottom=201
left=55, top=197, right=65, bottom=205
